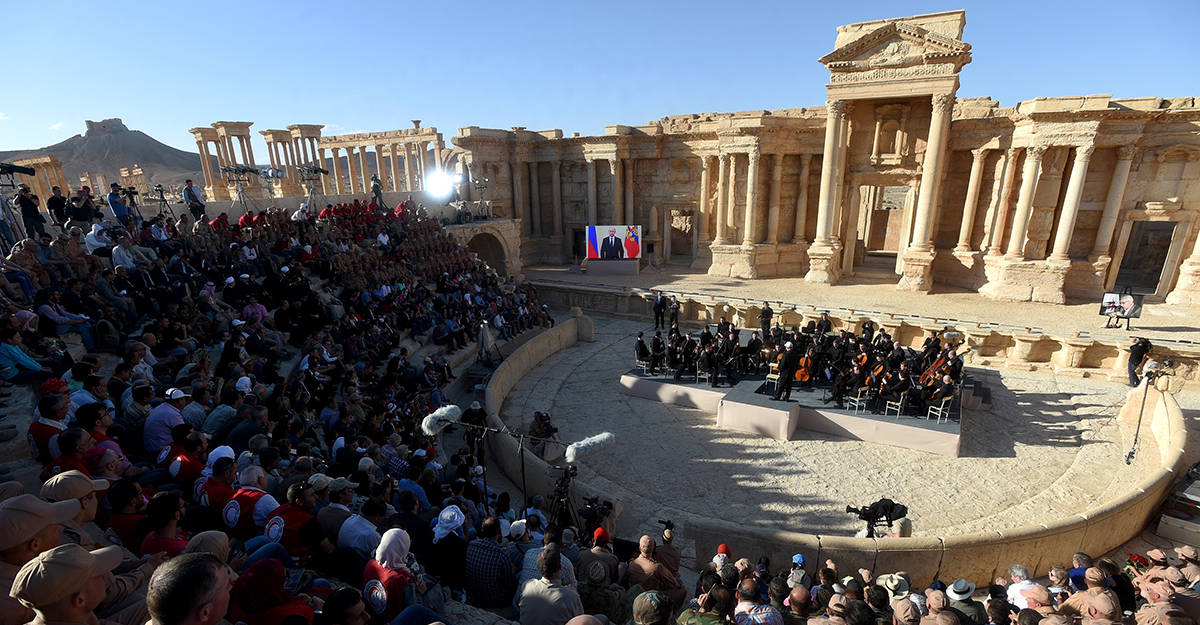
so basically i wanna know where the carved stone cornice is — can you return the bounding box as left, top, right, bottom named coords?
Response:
left=932, top=93, right=956, bottom=114
left=1027, top=145, right=1048, bottom=161
left=827, top=100, right=846, bottom=119
left=1117, top=145, right=1139, bottom=160
left=1075, top=145, right=1096, bottom=161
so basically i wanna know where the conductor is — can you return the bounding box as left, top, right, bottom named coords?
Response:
left=599, top=227, right=624, bottom=259
left=772, top=342, right=801, bottom=402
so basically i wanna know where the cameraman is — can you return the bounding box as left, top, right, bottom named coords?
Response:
left=106, top=182, right=132, bottom=226
left=68, top=186, right=99, bottom=231
left=14, top=184, right=46, bottom=237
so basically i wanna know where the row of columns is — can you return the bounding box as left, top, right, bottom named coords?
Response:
left=510, top=159, right=568, bottom=238
left=708, top=151, right=813, bottom=248
left=581, top=157, right=633, bottom=226
left=319, top=142, right=429, bottom=195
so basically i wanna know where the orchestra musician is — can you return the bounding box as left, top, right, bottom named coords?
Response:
left=816, top=312, right=832, bottom=335
left=772, top=341, right=802, bottom=402
left=826, top=363, right=865, bottom=408
left=635, top=331, right=652, bottom=370
left=744, top=331, right=763, bottom=374
left=717, top=331, right=739, bottom=385
left=698, top=325, right=714, bottom=349
left=666, top=335, right=680, bottom=370
left=716, top=316, right=731, bottom=338
left=699, top=343, right=720, bottom=388
left=758, top=302, right=773, bottom=338
left=650, top=331, right=667, bottom=375
left=673, top=334, right=699, bottom=382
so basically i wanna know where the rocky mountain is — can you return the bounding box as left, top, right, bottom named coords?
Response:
left=0, top=119, right=211, bottom=188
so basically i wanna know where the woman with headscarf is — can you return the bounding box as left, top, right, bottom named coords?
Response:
left=230, top=558, right=321, bottom=625
left=363, top=528, right=448, bottom=622
left=425, top=505, right=468, bottom=592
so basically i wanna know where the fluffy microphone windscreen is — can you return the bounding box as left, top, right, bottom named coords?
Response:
left=565, top=432, right=615, bottom=463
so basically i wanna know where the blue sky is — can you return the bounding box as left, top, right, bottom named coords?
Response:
left=2, top=0, right=1197, bottom=155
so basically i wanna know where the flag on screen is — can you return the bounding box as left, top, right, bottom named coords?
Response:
left=624, top=225, right=640, bottom=258
left=587, top=227, right=599, bottom=258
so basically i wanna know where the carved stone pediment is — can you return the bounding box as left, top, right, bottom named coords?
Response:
left=820, top=21, right=971, bottom=74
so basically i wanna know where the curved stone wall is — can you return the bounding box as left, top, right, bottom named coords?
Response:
left=483, top=311, right=1187, bottom=588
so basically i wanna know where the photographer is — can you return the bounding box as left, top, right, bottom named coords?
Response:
left=14, top=184, right=46, bottom=237
left=46, top=186, right=68, bottom=231
left=68, top=186, right=99, bottom=230
left=106, top=182, right=132, bottom=227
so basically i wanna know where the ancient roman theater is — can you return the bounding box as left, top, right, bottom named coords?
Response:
left=4, top=7, right=1197, bottom=596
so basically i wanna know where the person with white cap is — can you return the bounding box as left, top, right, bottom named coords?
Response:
left=772, top=341, right=803, bottom=402
left=143, top=387, right=190, bottom=457
left=427, top=504, right=469, bottom=592
left=10, top=544, right=123, bottom=625
left=0, top=494, right=80, bottom=625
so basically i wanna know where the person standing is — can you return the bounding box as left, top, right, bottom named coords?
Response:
left=652, top=291, right=667, bottom=330
left=15, top=184, right=46, bottom=238
left=758, top=302, right=773, bottom=339
left=773, top=342, right=800, bottom=402
left=47, top=186, right=69, bottom=232
left=1129, top=337, right=1152, bottom=387
left=182, top=180, right=207, bottom=222
left=668, top=296, right=681, bottom=326
left=106, top=183, right=131, bottom=227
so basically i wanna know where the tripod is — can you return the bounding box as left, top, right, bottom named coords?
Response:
left=228, top=174, right=261, bottom=221
left=150, top=187, right=177, bottom=221
left=546, top=468, right=584, bottom=532
left=300, top=172, right=328, bottom=215
left=0, top=174, right=24, bottom=253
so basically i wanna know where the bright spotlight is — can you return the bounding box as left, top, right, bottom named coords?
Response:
left=425, top=171, right=460, bottom=198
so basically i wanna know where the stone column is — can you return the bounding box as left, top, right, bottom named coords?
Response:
left=513, top=160, right=528, bottom=235
left=1005, top=146, right=1047, bottom=259
left=1049, top=145, right=1095, bottom=262
left=955, top=148, right=989, bottom=252
left=1091, top=145, right=1137, bottom=259
left=551, top=160, right=563, bottom=237
left=767, top=153, right=783, bottom=244
left=793, top=153, right=812, bottom=244
left=388, top=144, right=401, bottom=192
left=244, top=138, right=256, bottom=169
left=330, top=147, right=345, bottom=194
left=195, top=140, right=215, bottom=187
left=698, top=156, right=712, bottom=246
left=896, top=92, right=954, bottom=292
left=586, top=159, right=597, bottom=225
left=316, top=148, right=330, bottom=193
left=357, top=147, right=370, bottom=193
left=907, top=92, right=955, bottom=253
left=713, top=154, right=729, bottom=244
left=1167, top=226, right=1200, bottom=304
left=624, top=159, right=635, bottom=224
left=611, top=159, right=623, bottom=224
left=404, top=144, right=416, bottom=191
left=742, top=149, right=761, bottom=247
left=813, top=100, right=845, bottom=247
left=726, top=153, right=738, bottom=236
left=344, top=147, right=358, bottom=193
left=375, top=145, right=387, bottom=190
left=986, top=148, right=1021, bottom=255
left=529, top=161, right=542, bottom=236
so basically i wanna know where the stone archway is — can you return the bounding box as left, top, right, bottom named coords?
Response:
left=468, top=232, right=509, bottom=276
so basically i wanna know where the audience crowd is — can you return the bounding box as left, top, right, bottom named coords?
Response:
left=0, top=190, right=1195, bottom=625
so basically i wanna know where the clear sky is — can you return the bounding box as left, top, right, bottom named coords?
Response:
left=2, top=0, right=1197, bottom=156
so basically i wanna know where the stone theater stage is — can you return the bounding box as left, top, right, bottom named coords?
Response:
left=618, top=368, right=963, bottom=457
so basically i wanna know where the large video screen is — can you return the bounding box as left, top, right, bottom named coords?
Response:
left=586, top=225, right=641, bottom=260
left=1099, top=292, right=1144, bottom=319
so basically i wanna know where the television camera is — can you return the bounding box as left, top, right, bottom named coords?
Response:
left=845, top=498, right=907, bottom=538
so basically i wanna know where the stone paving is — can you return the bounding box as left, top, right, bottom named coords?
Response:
left=501, top=315, right=1193, bottom=540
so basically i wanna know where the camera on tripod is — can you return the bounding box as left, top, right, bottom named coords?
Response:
left=845, top=497, right=907, bottom=538
left=530, top=412, right=558, bottom=438
left=119, top=186, right=139, bottom=197
left=548, top=464, right=577, bottom=482
left=580, top=495, right=614, bottom=530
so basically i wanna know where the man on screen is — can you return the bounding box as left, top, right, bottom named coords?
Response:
left=599, top=227, right=624, bottom=259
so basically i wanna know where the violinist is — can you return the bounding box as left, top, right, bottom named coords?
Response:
left=635, top=331, right=652, bottom=364
left=920, top=330, right=941, bottom=368
left=816, top=312, right=832, bottom=335
left=699, top=343, right=720, bottom=388
left=861, top=319, right=876, bottom=344
left=826, top=363, right=865, bottom=408
left=926, top=374, right=956, bottom=404
left=875, top=368, right=912, bottom=413
left=772, top=341, right=802, bottom=402
left=673, top=334, right=699, bottom=382
left=716, top=316, right=731, bottom=338
left=886, top=341, right=907, bottom=369
left=718, top=331, right=740, bottom=385
left=698, top=325, right=714, bottom=349
left=650, top=331, right=667, bottom=375
left=666, top=335, right=680, bottom=370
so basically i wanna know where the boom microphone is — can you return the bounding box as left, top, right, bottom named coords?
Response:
left=420, top=405, right=463, bottom=436
left=565, top=432, right=615, bottom=463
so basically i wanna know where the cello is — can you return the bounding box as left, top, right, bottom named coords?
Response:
left=920, top=345, right=970, bottom=385
left=795, top=353, right=812, bottom=383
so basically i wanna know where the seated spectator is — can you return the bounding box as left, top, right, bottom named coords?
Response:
left=519, top=544, right=583, bottom=625
left=337, top=498, right=385, bottom=564
left=223, top=465, right=280, bottom=539
left=144, top=387, right=190, bottom=457
left=465, top=516, right=517, bottom=609
left=41, top=427, right=95, bottom=481
left=140, top=491, right=190, bottom=557
left=0, top=494, right=82, bottom=625
left=146, top=551, right=229, bottom=625
left=0, top=327, right=53, bottom=386
left=230, top=558, right=320, bottom=625
left=10, top=544, right=121, bottom=625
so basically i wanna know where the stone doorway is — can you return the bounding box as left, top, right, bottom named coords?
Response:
left=1114, top=221, right=1177, bottom=294
left=845, top=178, right=915, bottom=278
left=467, top=232, right=509, bottom=276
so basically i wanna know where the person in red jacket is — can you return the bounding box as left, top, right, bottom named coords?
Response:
left=140, top=491, right=190, bottom=557
left=40, top=427, right=94, bottom=482
left=27, top=394, right=68, bottom=464
left=101, top=478, right=147, bottom=549
left=166, top=431, right=207, bottom=494
left=222, top=465, right=280, bottom=539
left=265, top=482, right=325, bottom=565
left=230, top=558, right=320, bottom=625
left=200, top=456, right=236, bottom=509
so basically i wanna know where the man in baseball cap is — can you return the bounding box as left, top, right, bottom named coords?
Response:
left=1176, top=546, right=1200, bottom=586
left=40, top=470, right=112, bottom=550
left=11, top=543, right=121, bottom=625
left=0, top=494, right=81, bottom=625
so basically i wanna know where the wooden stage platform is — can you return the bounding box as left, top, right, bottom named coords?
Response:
left=618, top=369, right=963, bottom=457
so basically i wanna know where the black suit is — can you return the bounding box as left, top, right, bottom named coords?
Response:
left=599, top=236, right=624, bottom=259
left=652, top=296, right=667, bottom=329
left=774, top=348, right=802, bottom=401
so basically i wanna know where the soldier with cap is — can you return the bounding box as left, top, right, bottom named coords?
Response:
left=41, top=470, right=163, bottom=625
left=577, top=527, right=619, bottom=587
left=1019, top=585, right=1058, bottom=617
left=1060, top=567, right=1121, bottom=622
left=1136, top=581, right=1190, bottom=625
left=1135, top=550, right=1174, bottom=589
left=317, top=475, right=358, bottom=541
left=1176, top=546, right=1200, bottom=586
left=10, top=543, right=123, bottom=625
left=1161, top=567, right=1200, bottom=622
left=0, top=494, right=80, bottom=625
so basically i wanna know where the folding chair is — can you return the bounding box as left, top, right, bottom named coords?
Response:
left=845, top=386, right=872, bottom=415
left=927, top=396, right=954, bottom=424
left=884, top=391, right=908, bottom=419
